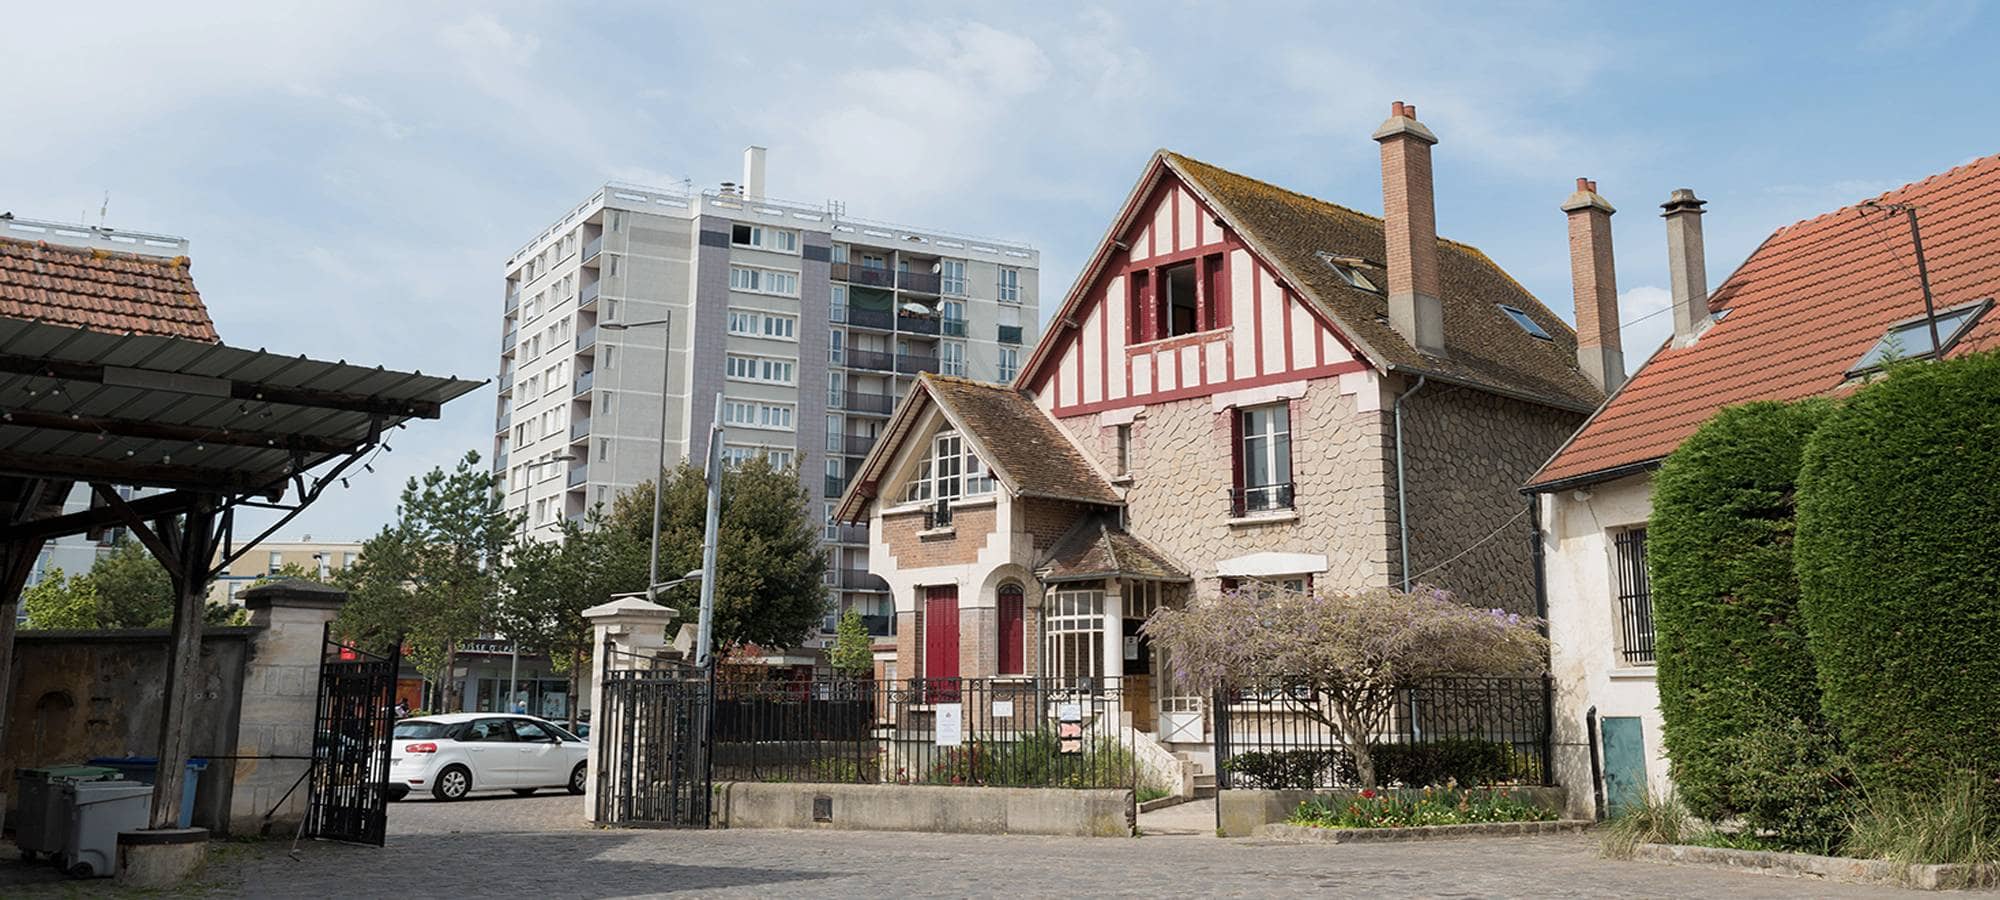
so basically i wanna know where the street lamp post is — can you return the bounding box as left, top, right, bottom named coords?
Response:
left=599, top=318, right=674, bottom=599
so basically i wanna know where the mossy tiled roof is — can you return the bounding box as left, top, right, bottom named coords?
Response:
left=0, top=237, right=218, bottom=341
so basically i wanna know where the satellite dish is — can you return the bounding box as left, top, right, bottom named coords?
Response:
left=930, top=262, right=941, bottom=274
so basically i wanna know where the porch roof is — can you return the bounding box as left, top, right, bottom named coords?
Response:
left=1036, top=513, right=1189, bottom=584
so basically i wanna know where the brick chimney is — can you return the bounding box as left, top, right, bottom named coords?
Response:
left=1662, top=188, right=1709, bottom=348
left=1562, top=178, right=1624, bottom=392
left=1372, top=101, right=1446, bottom=356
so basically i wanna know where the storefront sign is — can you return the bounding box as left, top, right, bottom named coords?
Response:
left=935, top=703, right=963, bottom=747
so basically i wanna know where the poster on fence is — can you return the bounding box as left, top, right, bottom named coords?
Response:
left=935, top=702, right=963, bottom=747
left=991, top=700, right=1013, bottom=718
left=1057, top=701, right=1083, bottom=754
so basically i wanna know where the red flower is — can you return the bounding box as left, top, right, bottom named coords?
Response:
left=1360, top=789, right=1376, bottom=799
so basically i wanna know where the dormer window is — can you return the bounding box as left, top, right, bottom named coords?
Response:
left=1498, top=304, right=1553, bottom=340
left=1317, top=252, right=1380, bottom=293
left=1847, top=299, right=1990, bottom=375
left=902, top=430, right=996, bottom=503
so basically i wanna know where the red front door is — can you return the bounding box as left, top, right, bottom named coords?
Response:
left=924, top=585, right=960, bottom=691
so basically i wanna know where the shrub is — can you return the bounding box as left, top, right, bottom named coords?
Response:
left=1222, top=750, right=1353, bottom=789
left=1719, top=718, right=1857, bottom=854
left=1288, top=786, right=1554, bottom=829
left=1797, top=351, right=2000, bottom=803
left=922, top=731, right=1141, bottom=789
left=1649, top=399, right=1835, bottom=823
left=1600, top=789, right=1691, bottom=859
left=1847, top=773, right=2000, bottom=879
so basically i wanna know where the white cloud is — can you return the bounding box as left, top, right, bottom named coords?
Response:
left=1617, top=285, right=1676, bottom=364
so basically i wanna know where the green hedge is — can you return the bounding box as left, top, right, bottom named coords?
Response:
left=1797, top=351, right=2000, bottom=802
left=1223, top=738, right=1521, bottom=789
left=1650, top=399, right=1834, bottom=824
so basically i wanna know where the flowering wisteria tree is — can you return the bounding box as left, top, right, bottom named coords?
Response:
left=1144, top=584, right=1547, bottom=788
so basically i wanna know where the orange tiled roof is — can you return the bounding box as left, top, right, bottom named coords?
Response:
left=0, top=237, right=219, bottom=342
left=1528, top=154, right=2000, bottom=489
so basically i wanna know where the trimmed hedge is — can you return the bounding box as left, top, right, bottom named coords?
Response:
left=1650, top=399, right=1834, bottom=825
left=1223, top=739, right=1521, bottom=789
left=1797, top=351, right=2000, bottom=802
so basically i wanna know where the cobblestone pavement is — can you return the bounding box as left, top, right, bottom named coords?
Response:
left=161, top=793, right=1961, bottom=899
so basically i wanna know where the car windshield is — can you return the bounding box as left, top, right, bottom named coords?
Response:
left=392, top=721, right=455, bottom=740
left=540, top=720, right=583, bottom=741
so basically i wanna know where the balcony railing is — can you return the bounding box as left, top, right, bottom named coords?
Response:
left=502, top=330, right=518, bottom=352
left=495, top=411, right=511, bottom=434
left=824, top=474, right=849, bottom=498
left=842, top=434, right=878, bottom=457
left=575, top=326, right=597, bottom=352
left=832, top=263, right=894, bottom=288
left=896, top=353, right=940, bottom=375
left=846, top=348, right=895, bottom=372
left=505, top=287, right=520, bottom=314
left=998, top=325, right=1024, bottom=345
left=583, top=235, right=603, bottom=262
left=897, top=313, right=939, bottom=336
left=498, top=371, right=514, bottom=394
left=573, top=369, right=594, bottom=396
left=846, top=308, right=894, bottom=331
left=570, top=417, right=591, bottom=442
left=897, top=270, right=942, bottom=294
left=839, top=569, right=889, bottom=591
left=861, top=615, right=894, bottom=637
left=844, top=391, right=896, bottom=415
left=1230, top=482, right=1296, bottom=518
left=494, top=449, right=509, bottom=471
left=923, top=498, right=954, bottom=530
left=567, top=464, right=588, bottom=488
left=836, top=523, right=869, bottom=544
left=579, top=279, right=600, bottom=307
left=941, top=318, right=968, bottom=337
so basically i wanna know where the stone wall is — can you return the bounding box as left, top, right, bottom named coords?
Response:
left=1057, top=377, right=1396, bottom=593
left=714, top=781, right=1134, bottom=837
left=2, top=628, right=252, bottom=832
left=1398, top=381, right=1586, bottom=614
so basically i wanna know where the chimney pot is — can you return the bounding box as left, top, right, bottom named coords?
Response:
left=1565, top=179, right=1624, bottom=393
left=1392, top=100, right=1407, bottom=117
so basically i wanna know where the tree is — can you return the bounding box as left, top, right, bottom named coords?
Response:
left=1797, top=350, right=2000, bottom=804
left=602, top=456, right=829, bottom=651
left=1143, top=584, right=1547, bottom=788
left=90, top=537, right=176, bottom=627
left=335, top=451, right=518, bottom=712
left=496, top=512, right=634, bottom=729
left=21, top=568, right=99, bottom=629
left=1650, top=399, right=1840, bottom=836
left=829, top=609, right=874, bottom=677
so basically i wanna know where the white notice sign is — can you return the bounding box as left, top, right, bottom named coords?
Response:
left=935, top=703, right=963, bottom=747
left=992, top=700, right=1014, bottom=718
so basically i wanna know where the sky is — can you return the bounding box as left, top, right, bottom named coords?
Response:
left=4, top=0, right=1996, bottom=542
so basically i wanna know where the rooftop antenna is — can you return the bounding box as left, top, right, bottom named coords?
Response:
left=98, top=191, right=110, bottom=228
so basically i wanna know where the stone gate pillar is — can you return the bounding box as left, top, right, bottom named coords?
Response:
left=581, top=596, right=678, bottom=824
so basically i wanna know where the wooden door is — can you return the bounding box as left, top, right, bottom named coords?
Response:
left=924, top=585, right=959, bottom=683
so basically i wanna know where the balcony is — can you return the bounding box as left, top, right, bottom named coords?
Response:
left=567, top=463, right=588, bottom=488
left=831, top=263, right=894, bottom=288
left=573, top=369, right=594, bottom=396
left=846, top=308, right=894, bottom=331
left=824, top=474, right=849, bottom=498
left=1229, top=482, right=1296, bottom=518
left=502, top=330, right=518, bottom=353
left=842, top=434, right=878, bottom=457
left=862, top=615, right=894, bottom=637
left=505, top=286, right=519, bottom=314
left=895, top=353, right=939, bottom=376
left=897, top=270, right=942, bottom=294
left=897, top=313, right=939, bottom=336
left=839, top=569, right=890, bottom=591
left=845, top=348, right=895, bottom=372
left=494, top=449, right=509, bottom=471
left=844, top=391, right=896, bottom=416
left=569, top=417, right=591, bottom=442
left=836, top=523, right=869, bottom=544
left=998, top=325, right=1024, bottom=345
left=579, top=279, right=600, bottom=308
left=583, top=235, right=603, bottom=263
left=941, top=318, right=968, bottom=337
left=575, top=325, right=597, bottom=352
left=924, top=498, right=954, bottom=530
left=498, top=371, right=514, bottom=395
left=495, top=411, right=511, bottom=434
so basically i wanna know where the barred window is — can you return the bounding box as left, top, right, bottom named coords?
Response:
left=1614, top=527, right=1655, bottom=665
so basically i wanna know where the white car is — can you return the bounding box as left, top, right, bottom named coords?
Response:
left=386, top=713, right=589, bottom=801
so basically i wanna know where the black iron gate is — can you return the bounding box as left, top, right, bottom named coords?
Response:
left=595, top=641, right=712, bottom=828
left=304, top=625, right=400, bottom=845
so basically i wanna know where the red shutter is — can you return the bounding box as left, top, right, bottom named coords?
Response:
left=1205, top=253, right=1228, bottom=329
left=997, top=585, right=1025, bottom=675
left=1229, top=407, right=1244, bottom=513
left=1128, top=271, right=1150, bottom=344
left=924, top=585, right=960, bottom=683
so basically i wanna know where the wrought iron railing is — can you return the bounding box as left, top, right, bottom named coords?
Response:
left=924, top=498, right=954, bottom=530
left=1229, top=483, right=1295, bottom=517
left=941, top=318, right=968, bottom=337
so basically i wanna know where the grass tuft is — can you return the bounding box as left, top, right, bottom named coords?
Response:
left=1600, top=790, right=1692, bottom=859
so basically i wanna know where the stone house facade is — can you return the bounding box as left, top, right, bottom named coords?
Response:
left=840, top=102, right=1604, bottom=761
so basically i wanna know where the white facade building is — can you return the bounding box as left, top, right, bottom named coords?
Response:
left=495, top=147, right=1040, bottom=642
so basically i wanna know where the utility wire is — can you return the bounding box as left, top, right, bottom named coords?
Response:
left=1404, top=505, right=1530, bottom=585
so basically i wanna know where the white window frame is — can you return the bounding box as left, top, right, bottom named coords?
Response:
left=727, top=308, right=799, bottom=342
left=901, top=430, right=995, bottom=503
left=725, top=354, right=797, bottom=385
left=940, top=341, right=966, bottom=377
left=940, top=259, right=967, bottom=295
left=1044, top=588, right=1106, bottom=681
left=997, top=347, right=1020, bottom=382
left=1239, top=402, right=1292, bottom=505
left=998, top=266, right=1021, bottom=303
left=730, top=223, right=800, bottom=254
left=729, top=265, right=800, bottom=297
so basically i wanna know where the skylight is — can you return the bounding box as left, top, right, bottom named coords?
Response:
left=1316, top=251, right=1379, bottom=292
left=1498, top=304, right=1553, bottom=340
left=1848, top=300, right=1990, bottom=374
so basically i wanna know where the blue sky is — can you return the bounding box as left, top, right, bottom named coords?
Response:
left=4, top=1, right=1995, bottom=542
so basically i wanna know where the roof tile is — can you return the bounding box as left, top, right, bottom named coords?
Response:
left=0, top=237, right=219, bottom=342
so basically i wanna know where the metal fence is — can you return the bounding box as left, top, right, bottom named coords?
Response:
left=709, top=675, right=1140, bottom=789
left=595, top=647, right=713, bottom=828
left=1213, top=676, right=1552, bottom=789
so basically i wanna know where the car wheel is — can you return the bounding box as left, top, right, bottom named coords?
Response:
left=568, top=762, right=587, bottom=795
left=433, top=764, right=472, bottom=801
left=512, top=788, right=538, bottom=796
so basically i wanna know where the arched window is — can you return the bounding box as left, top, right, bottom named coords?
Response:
left=997, top=583, right=1026, bottom=675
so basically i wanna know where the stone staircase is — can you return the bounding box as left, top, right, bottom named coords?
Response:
left=1178, top=751, right=1217, bottom=799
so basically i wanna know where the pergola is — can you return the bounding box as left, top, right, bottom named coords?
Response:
left=0, top=316, right=478, bottom=830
